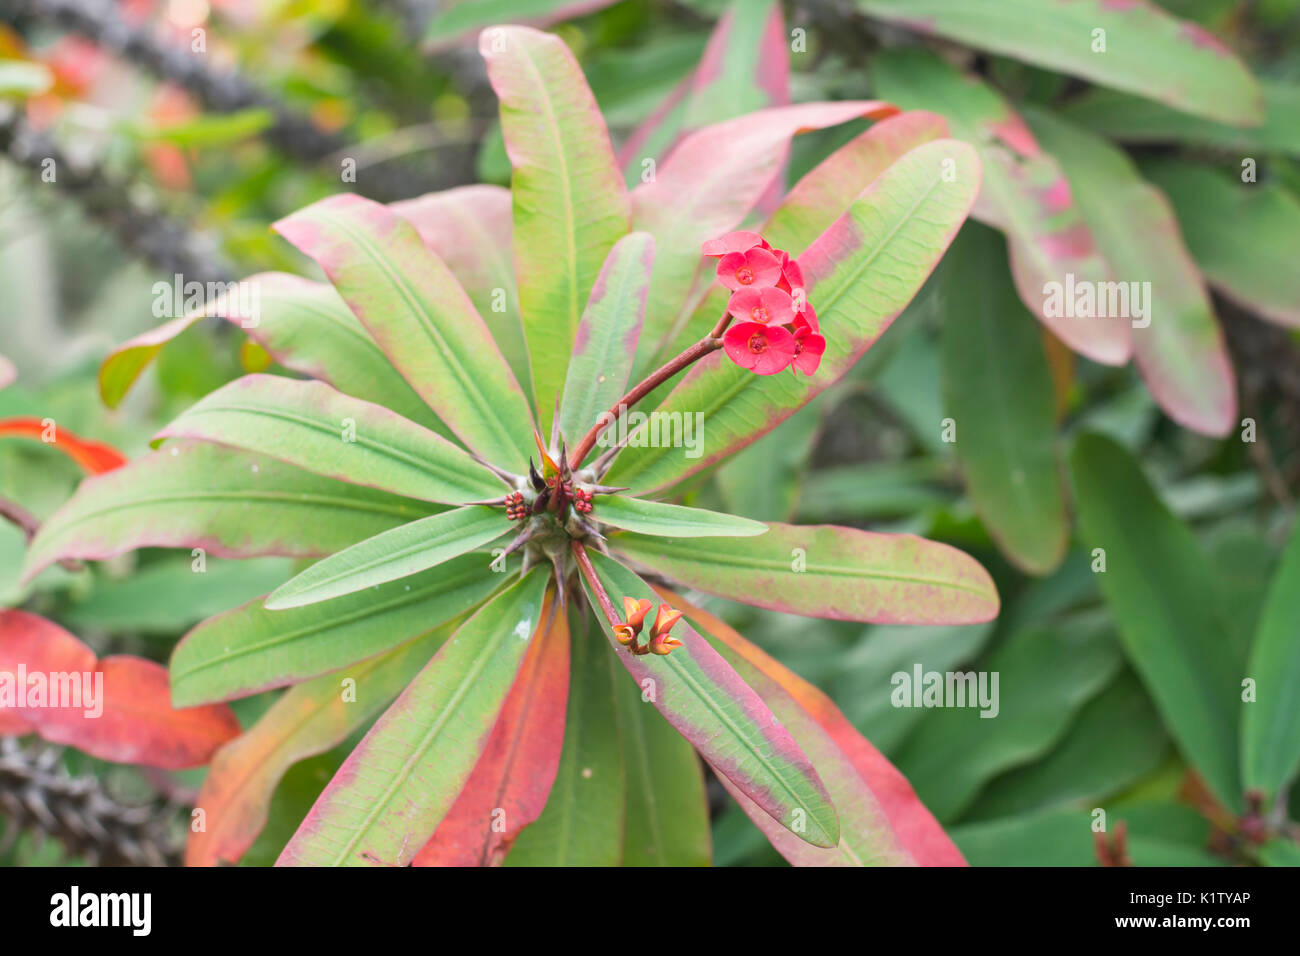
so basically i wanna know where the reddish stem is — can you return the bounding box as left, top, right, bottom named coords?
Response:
left=570, top=539, right=619, bottom=626
left=569, top=327, right=725, bottom=469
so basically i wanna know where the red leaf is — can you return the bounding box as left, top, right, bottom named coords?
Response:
left=0, top=610, right=239, bottom=768
left=0, top=418, right=126, bottom=474
left=413, top=600, right=570, bottom=866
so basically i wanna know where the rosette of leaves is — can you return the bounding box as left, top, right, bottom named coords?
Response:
left=21, top=26, right=999, bottom=866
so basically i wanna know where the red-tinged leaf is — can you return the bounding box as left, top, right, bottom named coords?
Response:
left=273, top=192, right=536, bottom=466
left=186, top=624, right=453, bottom=867
left=630, top=100, right=900, bottom=375
left=277, top=570, right=551, bottom=867
left=1027, top=109, right=1237, bottom=437
left=100, top=272, right=446, bottom=434
left=414, top=599, right=569, bottom=866
left=584, top=552, right=839, bottom=847
left=676, top=594, right=965, bottom=866
left=21, top=441, right=436, bottom=585
left=391, top=186, right=531, bottom=391
left=858, top=0, right=1263, bottom=126
left=609, top=139, right=980, bottom=493
left=763, top=110, right=949, bottom=253
left=480, top=25, right=632, bottom=432
left=619, top=0, right=789, bottom=176
left=872, top=49, right=1127, bottom=365
left=613, top=521, right=998, bottom=625
left=0, top=418, right=126, bottom=474
left=153, top=374, right=504, bottom=505
left=0, top=610, right=238, bottom=769
left=557, top=231, right=654, bottom=444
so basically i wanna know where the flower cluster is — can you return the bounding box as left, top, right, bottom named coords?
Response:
left=704, top=231, right=825, bottom=376
left=614, top=597, right=684, bottom=656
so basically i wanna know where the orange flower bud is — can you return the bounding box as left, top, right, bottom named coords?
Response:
left=622, top=597, right=652, bottom=632
left=649, top=604, right=683, bottom=640
left=612, top=623, right=637, bottom=646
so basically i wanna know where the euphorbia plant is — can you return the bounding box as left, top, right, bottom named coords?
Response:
left=21, top=25, right=999, bottom=866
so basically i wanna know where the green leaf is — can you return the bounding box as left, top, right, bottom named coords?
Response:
left=616, top=666, right=712, bottom=866
left=264, top=505, right=507, bottom=610
left=98, top=274, right=447, bottom=434
left=608, top=137, right=981, bottom=493
left=273, top=194, right=536, bottom=467
left=940, top=222, right=1067, bottom=575
left=688, top=602, right=925, bottom=866
left=613, top=521, right=998, bottom=624
left=505, top=609, right=626, bottom=866
left=963, top=670, right=1170, bottom=821
left=63, top=556, right=293, bottom=637
left=557, top=231, right=653, bottom=444
left=155, top=374, right=504, bottom=505
left=171, top=552, right=505, bottom=706
left=586, top=552, right=839, bottom=847
left=392, top=186, right=531, bottom=396
left=1241, top=517, right=1300, bottom=802
left=1142, top=160, right=1300, bottom=329
left=599, top=495, right=767, bottom=538
left=871, top=49, right=1124, bottom=364
left=857, top=0, right=1262, bottom=124
left=185, top=622, right=454, bottom=866
left=1060, top=80, right=1300, bottom=157
left=1069, top=432, right=1243, bottom=811
left=21, top=442, right=436, bottom=585
left=276, top=569, right=550, bottom=866
left=480, top=25, right=631, bottom=432
left=952, top=803, right=1219, bottom=867
left=895, top=615, right=1122, bottom=821
left=1026, top=108, right=1236, bottom=437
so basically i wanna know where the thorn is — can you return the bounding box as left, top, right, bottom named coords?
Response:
left=471, top=452, right=522, bottom=489
left=501, top=526, right=534, bottom=557
left=531, top=488, right=551, bottom=514
left=559, top=438, right=572, bottom=482
left=586, top=483, right=630, bottom=496
left=465, top=495, right=509, bottom=507
left=590, top=442, right=623, bottom=478
left=528, top=458, right=546, bottom=491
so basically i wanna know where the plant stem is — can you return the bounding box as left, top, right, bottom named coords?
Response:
left=570, top=540, right=619, bottom=626
left=569, top=327, right=725, bottom=468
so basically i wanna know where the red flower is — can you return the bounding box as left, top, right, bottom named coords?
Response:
left=727, top=286, right=794, bottom=326
left=702, top=230, right=766, bottom=258
left=794, top=303, right=819, bottom=334
left=724, top=322, right=797, bottom=375
left=717, top=247, right=781, bottom=291
left=792, top=326, right=825, bottom=376
left=777, top=253, right=805, bottom=304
